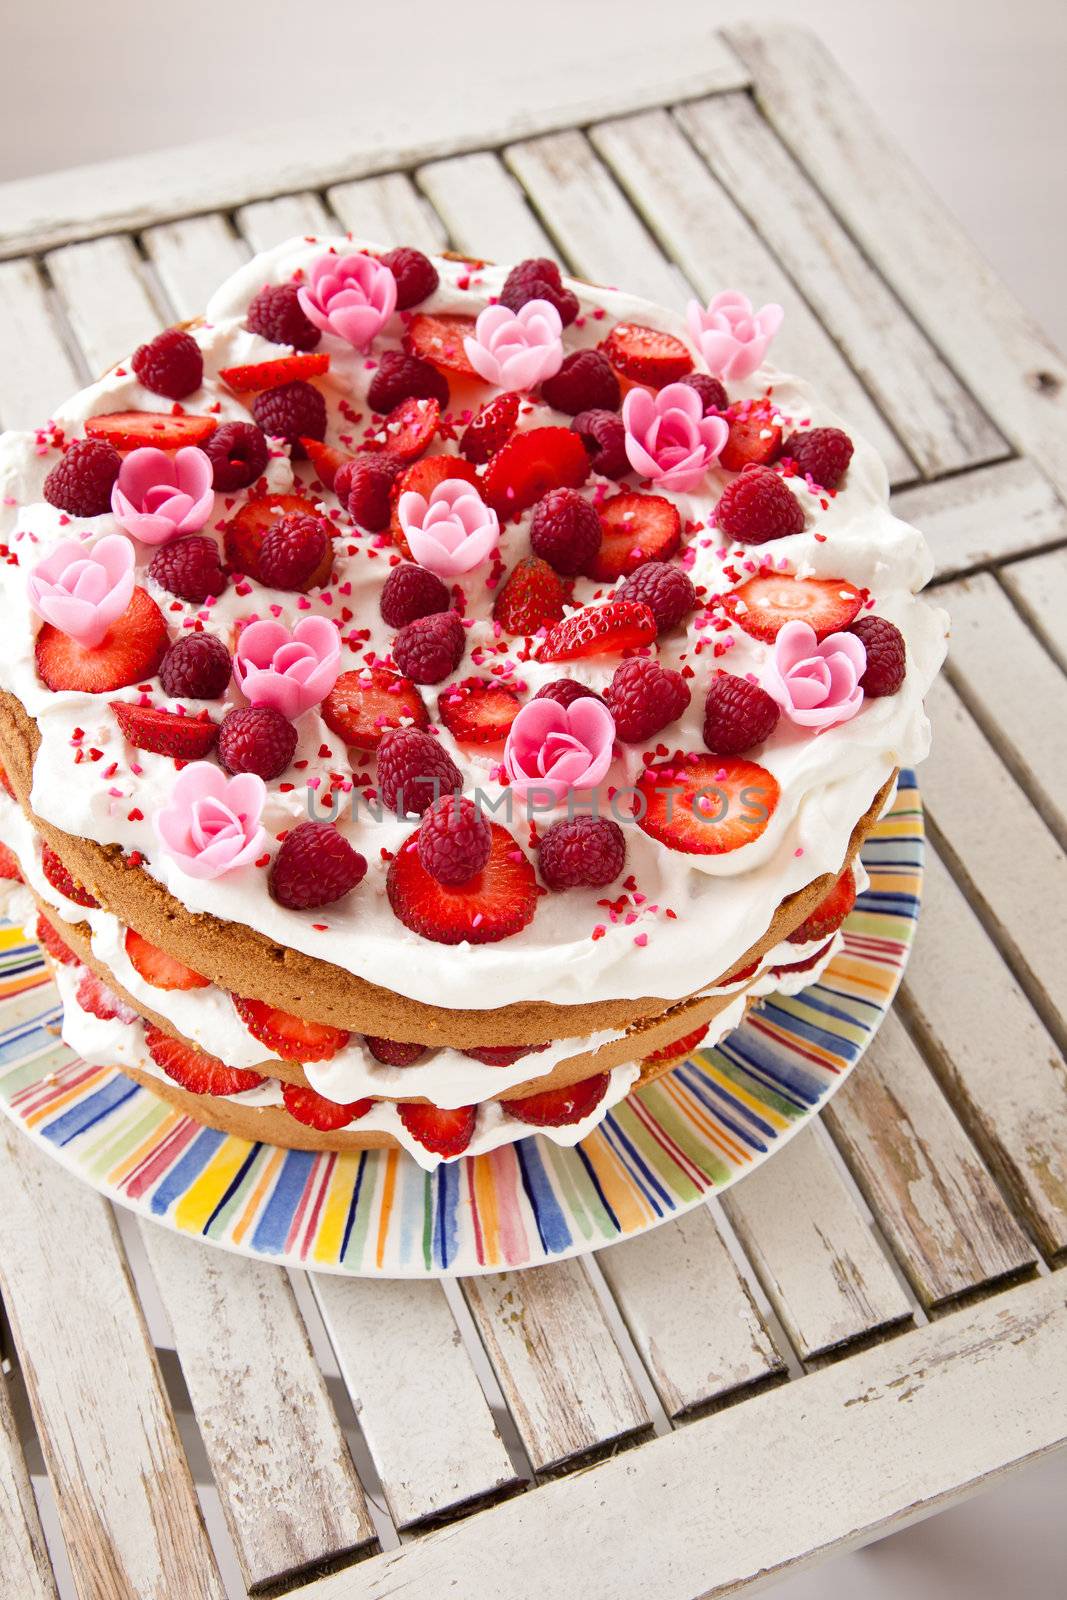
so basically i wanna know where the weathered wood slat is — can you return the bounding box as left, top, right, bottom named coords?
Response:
left=728, top=23, right=1067, bottom=502
left=1000, top=548, right=1067, bottom=675
left=237, top=191, right=336, bottom=254
left=590, top=108, right=914, bottom=487
left=0, top=258, right=81, bottom=428
left=300, top=1271, right=1067, bottom=1600
left=328, top=173, right=446, bottom=253
left=596, top=1205, right=786, bottom=1418
left=675, top=93, right=1005, bottom=480
left=419, top=152, right=555, bottom=263
left=46, top=235, right=164, bottom=377
left=900, top=842, right=1067, bottom=1262
left=313, top=1275, right=520, bottom=1528
left=722, top=1127, right=913, bottom=1361
left=0, top=1123, right=225, bottom=1599
left=462, top=1260, right=651, bottom=1475
left=893, top=458, right=1067, bottom=581
left=0, top=1370, right=58, bottom=1600
left=823, top=1009, right=1036, bottom=1308
left=143, top=214, right=249, bottom=322
left=139, top=1224, right=376, bottom=1590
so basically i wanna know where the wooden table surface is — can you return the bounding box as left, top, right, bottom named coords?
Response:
left=0, top=24, right=1065, bottom=1600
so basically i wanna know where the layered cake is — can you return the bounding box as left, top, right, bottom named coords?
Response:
left=0, top=238, right=946, bottom=1166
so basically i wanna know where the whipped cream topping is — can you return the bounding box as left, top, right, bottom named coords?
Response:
left=0, top=237, right=947, bottom=1018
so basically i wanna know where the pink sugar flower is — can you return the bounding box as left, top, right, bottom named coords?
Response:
left=764, top=620, right=867, bottom=730
left=686, top=291, right=784, bottom=381
left=297, top=252, right=397, bottom=349
left=233, top=616, right=341, bottom=719
left=503, top=696, right=615, bottom=803
left=27, top=534, right=135, bottom=647
left=111, top=447, right=214, bottom=546
left=622, top=383, right=728, bottom=492
left=463, top=300, right=564, bottom=391
left=156, top=763, right=267, bottom=880
left=397, top=478, right=501, bottom=577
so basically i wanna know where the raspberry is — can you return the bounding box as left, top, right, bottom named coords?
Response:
left=218, top=705, right=297, bottom=779
left=538, top=816, right=626, bottom=891
left=159, top=632, right=232, bottom=699
left=530, top=487, right=602, bottom=576
left=380, top=562, right=450, bottom=628
left=393, top=610, right=465, bottom=685
left=148, top=535, right=227, bottom=602
left=367, top=351, right=449, bottom=414
left=42, top=438, right=121, bottom=517
left=246, top=282, right=321, bottom=351
left=616, top=561, right=696, bottom=632
left=364, top=1034, right=426, bottom=1066
left=417, top=795, right=492, bottom=885
left=849, top=615, right=906, bottom=697
left=679, top=373, right=728, bottom=413
left=132, top=328, right=203, bottom=400
left=571, top=409, right=629, bottom=479
left=258, top=512, right=331, bottom=590
left=783, top=426, right=854, bottom=490
left=499, top=257, right=579, bottom=327
left=269, top=821, right=367, bottom=909
left=534, top=679, right=606, bottom=709
left=202, top=421, right=269, bottom=491
left=604, top=656, right=690, bottom=743
left=381, top=246, right=439, bottom=310
left=541, top=350, right=620, bottom=415
left=342, top=451, right=404, bottom=532
left=703, top=673, right=780, bottom=755
left=377, top=726, right=462, bottom=816
left=251, top=380, right=326, bottom=452
left=715, top=464, right=805, bottom=544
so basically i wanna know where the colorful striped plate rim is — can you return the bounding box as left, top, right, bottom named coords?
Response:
left=0, top=773, right=922, bottom=1277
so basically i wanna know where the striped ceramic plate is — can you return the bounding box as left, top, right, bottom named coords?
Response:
left=0, top=774, right=922, bottom=1276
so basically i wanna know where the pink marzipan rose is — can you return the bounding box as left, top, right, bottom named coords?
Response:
left=27, top=534, right=136, bottom=648
left=155, top=763, right=267, bottom=881
left=463, top=300, right=564, bottom=391
left=686, top=291, right=784, bottom=382
left=622, top=383, right=728, bottom=493
left=503, top=696, right=616, bottom=804
left=110, top=447, right=214, bottom=546
left=398, top=478, right=501, bottom=578
left=764, top=620, right=867, bottom=730
left=233, top=616, right=341, bottom=719
left=297, top=252, right=397, bottom=349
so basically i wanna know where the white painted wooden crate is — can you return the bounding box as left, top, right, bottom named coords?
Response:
left=0, top=24, right=1065, bottom=1600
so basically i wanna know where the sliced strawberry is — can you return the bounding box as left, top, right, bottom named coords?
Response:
left=483, top=427, right=589, bottom=519
left=389, top=455, right=482, bottom=555
left=405, top=312, right=477, bottom=376
left=112, top=701, right=218, bottom=761
left=602, top=323, right=693, bottom=387
left=718, top=407, right=783, bottom=472
left=225, top=492, right=332, bottom=585
left=36, top=913, right=79, bottom=966
left=219, top=353, right=330, bottom=391
left=635, top=754, right=779, bottom=856
left=460, top=391, right=520, bottom=464
left=462, top=1043, right=548, bottom=1068
left=723, top=957, right=759, bottom=985
left=493, top=555, right=567, bottom=635
left=387, top=822, right=537, bottom=945
left=505, top=1072, right=609, bottom=1127
left=368, top=396, right=440, bottom=461
left=773, top=937, right=836, bottom=976
left=41, top=844, right=98, bottom=908
left=643, top=1023, right=710, bottom=1064
left=299, top=438, right=352, bottom=489
left=438, top=678, right=522, bottom=744
left=85, top=412, right=217, bottom=450
left=787, top=870, right=857, bottom=945
left=589, top=492, right=682, bottom=581
left=396, top=1101, right=476, bottom=1157
left=0, top=841, right=22, bottom=882
left=36, top=588, right=168, bottom=693
left=282, top=1082, right=373, bottom=1131
left=0, top=764, right=13, bottom=798
left=321, top=667, right=428, bottom=750
left=721, top=574, right=864, bottom=644
left=233, top=996, right=350, bottom=1062
left=125, top=928, right=209, bottom=991
left=144, top=1023, right=265, bottom=1096
left=538, top=599, right=657, bottom=662
left=76, top=971, right=135, bottom=1023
